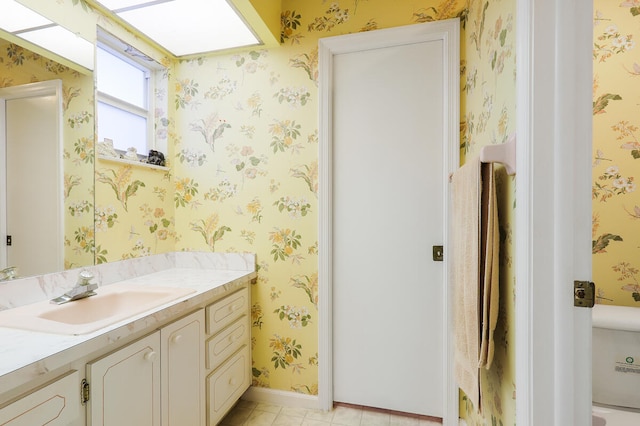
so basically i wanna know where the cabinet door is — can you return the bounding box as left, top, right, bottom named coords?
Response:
left=161, top=310, right=204, bottom=426
left=0, top=370, right=81, bottom=426
left=87, top=331, right=161, bottom=426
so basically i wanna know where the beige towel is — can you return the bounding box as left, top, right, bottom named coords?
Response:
left=479, top=162, right=500, bottom=369
left=451, top=157, right=481, bottom=410
left=451, top=157, right=500, bottom=412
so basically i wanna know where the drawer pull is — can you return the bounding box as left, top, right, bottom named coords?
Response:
left=229, top=334, right=238, bottom=343
left=230, top=304, right=240, bottom=312
left=229, top=378, right=238, bottom=386
left=144, top=350, right=157, bottom=362
left=171, top=334, right=183, bottom=345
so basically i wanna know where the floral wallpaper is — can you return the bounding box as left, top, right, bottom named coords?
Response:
left=0, top=40, right=95, bottom=270
left=3, top=0, right=518, bottom=425
left=593, top=0, right=640, bottom=308
left=460, top=0, right=516, bottom=425
left=171, top=0, right=516, bottom=425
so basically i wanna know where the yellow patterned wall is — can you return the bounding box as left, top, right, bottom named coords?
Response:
left=170, top=0, right=516, bottom=424
left=460, top=0, right=516, bottom=424
left=593, top=1, right=640, bottom=308
left=0, top=40, right=95, bottom=270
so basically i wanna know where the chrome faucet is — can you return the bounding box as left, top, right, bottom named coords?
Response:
left=50, top=270, right=98, bottom=305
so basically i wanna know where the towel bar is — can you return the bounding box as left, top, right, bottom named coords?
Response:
left=480, top=134, right=516, bottom=175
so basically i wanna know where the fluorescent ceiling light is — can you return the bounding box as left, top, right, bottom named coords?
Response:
left=19, top=26, right=95, bottom=70
left=0, top=0, right=52, bottom=32
left=96, top=0, right=260, bottom=56
left=0, top=0, right=94, bottom=71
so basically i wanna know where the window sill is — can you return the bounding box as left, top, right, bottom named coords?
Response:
left=97, top=154, right=169, bottom=171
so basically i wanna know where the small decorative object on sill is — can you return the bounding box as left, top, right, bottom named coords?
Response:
left=147, top=149, right=166, bottom=166
left=97, top=138, right=119, bottom=158
left=0, top=266, right=18, bottom=281
left=124, top=147, right=139, bottom=161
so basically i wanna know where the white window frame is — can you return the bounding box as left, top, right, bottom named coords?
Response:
left=96, top=38, right=155, bottom=155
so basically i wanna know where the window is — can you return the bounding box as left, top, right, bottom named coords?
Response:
left=96, top=42, right=152, bottom=156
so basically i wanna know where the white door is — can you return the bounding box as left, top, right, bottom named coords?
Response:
left=320, top=20, right=459, bottom=418
left=0, top=80, right=63, bottom=276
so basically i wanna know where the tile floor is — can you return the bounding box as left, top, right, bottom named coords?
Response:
left=219, top=401, right=442, bottom=426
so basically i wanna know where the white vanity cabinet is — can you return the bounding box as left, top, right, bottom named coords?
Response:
left=84, top=287, right=251, bottom=426
left=0, top=266, right=254, bottom=426
left=86, top=309, right=205, bottom=426
left=0, top=370, right=82, bottom=425
left=204, top=288, right=250, bottom=425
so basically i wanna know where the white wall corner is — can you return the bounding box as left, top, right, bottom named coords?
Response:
left=515, top=0, right=594, bottom=425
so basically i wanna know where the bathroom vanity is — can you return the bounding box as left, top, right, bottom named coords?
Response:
left=0, top=252, right=255, bottom=426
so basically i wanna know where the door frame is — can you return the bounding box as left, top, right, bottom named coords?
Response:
left=0, top=80, right=64, bottom=272
left=515, top=0, right=593, bottom=424
left=318, top=19, right=460, bottom=423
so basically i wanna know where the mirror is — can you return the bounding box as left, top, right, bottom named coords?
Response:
left=0, top=37, right=95, bottom=277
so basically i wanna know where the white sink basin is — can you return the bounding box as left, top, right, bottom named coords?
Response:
left=0, top=284, right=196, bottom=335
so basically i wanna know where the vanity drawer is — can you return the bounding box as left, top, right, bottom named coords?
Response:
left=205, top=288, right=248, bottom=335
left=206, top=345, right=251, bottom=425
left=206, top=315, right=249, bottom=370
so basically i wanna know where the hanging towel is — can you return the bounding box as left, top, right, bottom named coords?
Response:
left=478, top=161, right=500, bottom=369
left=451, top=156, right=500, bottom=413
left=451, top=157, right=481, bottom=411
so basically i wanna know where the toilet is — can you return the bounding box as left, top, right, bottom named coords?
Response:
left=592, top=304, right=640, bottom=425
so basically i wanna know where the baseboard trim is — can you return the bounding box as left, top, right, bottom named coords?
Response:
left=241, top=386, right=321, bottom=410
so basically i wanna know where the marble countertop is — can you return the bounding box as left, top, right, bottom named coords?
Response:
left=0, top=253, right=256, bottom=396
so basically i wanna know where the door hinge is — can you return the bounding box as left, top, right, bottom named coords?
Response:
left=6, top=235, right=11, bottom=246
left=432, top=245, right=444, bottom=261
left=574, top=280, right=595, bottom=308
left=81, top=379, right=90, bottom=405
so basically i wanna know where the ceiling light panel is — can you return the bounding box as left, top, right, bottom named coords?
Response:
left=107, top=0, right=260, bottom=56
left=18, top=26, right=95, bottom=70
left=0, top=0, right=52, bottom=32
